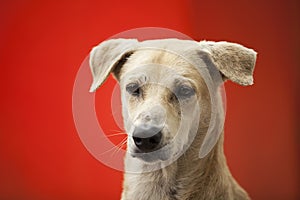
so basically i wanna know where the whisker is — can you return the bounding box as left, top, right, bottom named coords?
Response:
left=99, top=145, right=119, bottom=156
left=109, top=129, right=125, bottom=133
left=114, top=139, right=127, bottom=156
left=98, top=132, right=127, bottom=139
left=99, top=136, right=128, bottom=156
left=105, top=132, right=127, bottom=138
left=112, top=137, right=128, bottom=156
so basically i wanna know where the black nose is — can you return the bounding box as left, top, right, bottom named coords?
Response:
left=132, top=126, right=162, bottom=152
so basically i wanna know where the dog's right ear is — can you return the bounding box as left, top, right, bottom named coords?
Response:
left=89, top=39, right=138, bottom=92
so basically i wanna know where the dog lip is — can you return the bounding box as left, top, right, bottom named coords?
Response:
left=132, top=148, right=142, bottom=155
left=130, top=147, right=169, bottom=162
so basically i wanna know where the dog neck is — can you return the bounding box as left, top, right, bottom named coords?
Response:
left=121, top=131, right=249, bottom=200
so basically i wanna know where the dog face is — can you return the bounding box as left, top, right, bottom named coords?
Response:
left=119, top=49, right=208, bottom=162
left=89, top=39, right=256, bottom=163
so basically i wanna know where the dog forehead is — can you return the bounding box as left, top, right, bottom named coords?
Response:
left=121, top=49, right=199, bottom=81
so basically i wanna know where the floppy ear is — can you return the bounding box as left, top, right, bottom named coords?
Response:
left=89, top=39, right=138, bottom=92
left=198, top=41, right=257, bottom=86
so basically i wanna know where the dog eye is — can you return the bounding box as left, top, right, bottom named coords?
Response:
left=175, top=85, right=195, bottom=98
left=126, top=83, right=141, bottom=97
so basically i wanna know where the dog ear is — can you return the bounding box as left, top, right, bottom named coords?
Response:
left=89, top=39, right=138, bottom=92
left=198, top=41, right=257, bottom=86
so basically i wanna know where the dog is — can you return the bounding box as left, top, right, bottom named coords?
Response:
left=89, top=38, right=257, bottom=200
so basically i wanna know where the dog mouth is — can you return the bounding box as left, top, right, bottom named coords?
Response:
left=130, top=144, right=171, bottom=162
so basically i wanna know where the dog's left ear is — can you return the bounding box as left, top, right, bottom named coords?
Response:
left=198, top=41, right=257, bottom=86
left=89, top=39, right=138, bottom=92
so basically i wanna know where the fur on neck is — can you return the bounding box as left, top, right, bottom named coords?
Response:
left=121, top=132, right=250, bottom=200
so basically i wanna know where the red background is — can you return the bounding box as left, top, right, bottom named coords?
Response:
left=0, top=0, right=299, bottom=199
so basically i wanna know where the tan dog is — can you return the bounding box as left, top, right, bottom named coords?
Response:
left=89, top=39, right=257, bottom=200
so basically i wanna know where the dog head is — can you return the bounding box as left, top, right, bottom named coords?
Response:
left=89, top=39, right=256, bottom=163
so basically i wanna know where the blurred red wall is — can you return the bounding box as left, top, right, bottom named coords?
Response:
left=0, top=0, right=299, bottom=199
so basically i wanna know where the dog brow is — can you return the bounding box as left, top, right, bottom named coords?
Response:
left=126, top=74, right=147, bottom=84
left=173, top=77, right=194, bottom=86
